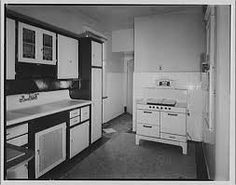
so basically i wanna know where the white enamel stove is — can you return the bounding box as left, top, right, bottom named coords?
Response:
left=136, top=98, right=188, bottom=155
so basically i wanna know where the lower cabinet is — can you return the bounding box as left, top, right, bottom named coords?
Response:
left=35, top=122, right=66, bottom=178
left=69, top=121, right=89, bottom=159
left=6, top=123, right=29, bottom=179
left=7, top=163, right=28, bottom=179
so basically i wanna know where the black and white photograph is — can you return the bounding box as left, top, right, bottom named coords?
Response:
left=1, top=0, right=235, bottom=184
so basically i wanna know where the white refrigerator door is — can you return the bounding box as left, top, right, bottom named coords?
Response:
left=91, top=68, right=102, bottom=143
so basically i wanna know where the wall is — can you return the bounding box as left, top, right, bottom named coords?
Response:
left=133, top=7, right=205, bottom=142
left=214, top=6, right=230, bottom=180
left=203, top=6, right=230, bottom=181
left=134, top=7, right=205, bottom=72
left=112, top=29, right=134, bottom=52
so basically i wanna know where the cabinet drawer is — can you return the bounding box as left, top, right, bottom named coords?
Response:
left=81, top=106, right=90, bottom=122
left=70, top=116, right=80, bottom=127
left=7, top=123, right=28, bottom=140
left=137, top=110, right=159, bottom=125
left=161, top=132, right=186, bottom=142
left=137, top=124, right=160, bottom=138
left=7, top=134, right=28, bottom=146
left=70, top=108, right=80, bottom=118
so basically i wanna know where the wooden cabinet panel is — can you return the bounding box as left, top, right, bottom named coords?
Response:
left=7, top=163, right=28, bottom=179
left=91, top=41, right=102, bottom=67
left=70, top=121, right=89, bottom=159
left=81, top=106, right=90, bottom=122
left=6, top=123, right=28, bottom=140
left=91, top=68, right=102, bottom=143
left=58, top=34, right=78, bottom=79
left=6, top=18, right=16, bottom=80
left=35, top=122, right=66, bottom=178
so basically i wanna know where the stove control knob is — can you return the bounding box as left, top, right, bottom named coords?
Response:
left=157, top=106, right=159, bottom=109
left=165, top=107, right=167, bottom=110
left=153, top=106, right=155, bottom=108
left=160, top=107, right=163, bottom=109
left=169, top=108, right=171, bottom=110
left=149, top=106, right=151, bottom=108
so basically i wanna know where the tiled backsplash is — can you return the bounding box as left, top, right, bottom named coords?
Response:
left=133, top=72, right=204, bottom=142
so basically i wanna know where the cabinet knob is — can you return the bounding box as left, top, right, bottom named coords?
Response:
left=24, top=163, right=28, bottom=169
left=69, top=60, right=72, bottom=63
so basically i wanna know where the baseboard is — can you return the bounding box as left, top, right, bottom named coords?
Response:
left=124, top=106, right=127, bottom=113
left=194, top=141, right=209, bottom=180
left=201, top=142, right=211, bottom=180
left=102, top=112, right=126, bottom=126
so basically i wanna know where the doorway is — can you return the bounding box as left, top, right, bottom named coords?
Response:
left=126, top=59, right=134, bottom=114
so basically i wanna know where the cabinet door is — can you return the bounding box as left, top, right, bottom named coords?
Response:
left=6, top=18, right=16, bottom=80
left=40, top=29, right=57, bottom=65
left=35, top=123, right=66, bottom=178
left=70, top=121, right=89, bottom=159
left=18, top=22, right=39, bottom=63
left=161, top=112, right=186, bottom=135
left=91, top=41, right=102, bottom=67
left=58, top=34, right=78, bottom=79
left=91, top=68, right=102, bottom=143
left=7, top=163, right=28, bottom=179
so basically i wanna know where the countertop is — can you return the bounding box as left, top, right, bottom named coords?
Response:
left=7, top=99, right=92, bottom=126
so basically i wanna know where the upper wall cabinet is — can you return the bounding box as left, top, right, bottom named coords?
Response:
left=91, top=41, right=102, bottom=67
left=57, top=34, right=79, bottom=79
left=18, top=22, right=56, bottom=65
left=6, top=18, right=16, bottom=80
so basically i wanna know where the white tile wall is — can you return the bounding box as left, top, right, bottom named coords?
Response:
left=133, top=72, right=204, bottom=141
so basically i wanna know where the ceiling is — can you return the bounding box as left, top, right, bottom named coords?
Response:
left=7, top=5, right=203, bottom=33
left=66, top=5, right=203, bottom=31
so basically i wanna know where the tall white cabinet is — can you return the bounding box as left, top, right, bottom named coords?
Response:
left=77, top=38, right=103, bottom=144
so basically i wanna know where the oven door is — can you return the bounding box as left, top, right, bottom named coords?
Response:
left=160, top=112, right=186, bottom=136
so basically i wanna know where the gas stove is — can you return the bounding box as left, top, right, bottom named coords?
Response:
left=137, top=98, right=187, bottom=113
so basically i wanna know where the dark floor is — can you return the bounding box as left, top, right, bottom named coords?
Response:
left=41, top=113, right=208, bottom=180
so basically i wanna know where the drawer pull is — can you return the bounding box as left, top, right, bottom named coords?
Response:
left=169, top=136, right=176, bottom=139
left=143, top=125, right=152, bottom=128
left=144, top=111, right=152, bottom=114
left=167, top=113, right=178, bottom=116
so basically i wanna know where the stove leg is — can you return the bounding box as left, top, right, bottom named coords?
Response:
left=181, top=142, right=187, bottom=155
left=135, top=135, right=140, bottom=145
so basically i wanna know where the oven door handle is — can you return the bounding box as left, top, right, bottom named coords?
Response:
left=143, top=125, right=152, bottom=128
left=167, top=113, right=178, bottom=116
left=143, top=111, right=152, bottom=114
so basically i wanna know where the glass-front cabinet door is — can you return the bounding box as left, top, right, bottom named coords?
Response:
left=41, top=30, right=56, bottom=65
left=18, top=22, right=56, bottom=65
left=18, top=22, right=39, bottom=63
